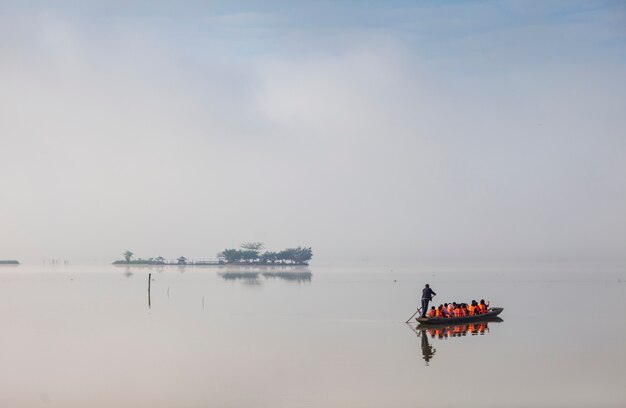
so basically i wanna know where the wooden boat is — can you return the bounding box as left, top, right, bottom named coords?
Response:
left=416, top=307, right=504, bottom=325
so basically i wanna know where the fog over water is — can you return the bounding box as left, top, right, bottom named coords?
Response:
left=1, top=1, right=625, bottom=264
left=1, top=263, right=625, bottom=407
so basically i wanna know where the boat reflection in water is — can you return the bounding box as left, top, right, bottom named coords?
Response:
left=409, top=318, right=504, bottom=366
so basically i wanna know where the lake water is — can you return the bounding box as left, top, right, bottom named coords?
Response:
left=1, top=263, right=625, bottom=407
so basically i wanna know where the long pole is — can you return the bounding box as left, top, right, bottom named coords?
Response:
left=148, top=273, right=151, bottom=309
left=405, top=308, right=421, bottom=323
left=406, top=294, right=435, bottom=323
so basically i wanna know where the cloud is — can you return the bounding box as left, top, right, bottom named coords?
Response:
left=0, top=3, right=625, bottom=264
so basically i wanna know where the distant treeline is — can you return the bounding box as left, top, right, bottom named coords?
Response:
left=112, top=252, right=198, bottom=265
left=0, top=260, right=19, bottom=264
left=219, top=242, right=312, bottom=265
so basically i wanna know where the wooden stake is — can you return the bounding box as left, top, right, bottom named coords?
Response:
left=148, top=273, right=151, bottom=309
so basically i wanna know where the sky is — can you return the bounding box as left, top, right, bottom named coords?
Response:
left=1, top=0, right=625, bottom=264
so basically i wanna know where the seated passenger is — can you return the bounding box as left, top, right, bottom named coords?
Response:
left=478, top=299, right=489, bottom=313
left=435, top=305, right=444, bottom=318
left=426, top=306, right=436, bottom=317
left=448, top=302, right=457, bottom=316
left=442, top=303, right=451, bottom=317
left=455, top=304, right=465, bottom=317
left=468, top=300, right=479, bottom=315
left=467, top=302, right=476, bottom=316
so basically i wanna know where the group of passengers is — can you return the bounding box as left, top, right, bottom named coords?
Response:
left=425, top=299, right=490, bottom=318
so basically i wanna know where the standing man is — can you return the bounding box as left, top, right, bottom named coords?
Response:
left=421, top=284, right=436, bottom=317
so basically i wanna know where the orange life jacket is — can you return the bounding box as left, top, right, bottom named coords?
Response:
left=467, top=305, right=475, bottom=315
left=435, top=308, right=443, bottom=317
left=455, top=308, right=464, bottom=317
left=478, top=304, right=487, bottom=312
left=427, top=309, right=436, bottom=317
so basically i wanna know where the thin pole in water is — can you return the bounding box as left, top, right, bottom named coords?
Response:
left=148, top=273, right=151, bottom=309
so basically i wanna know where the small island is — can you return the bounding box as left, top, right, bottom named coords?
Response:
left=218, top=242, right=312, bottom=265
left=0, top=260, right=20, bottom=265
left=111, top=243, right=312, bottom=266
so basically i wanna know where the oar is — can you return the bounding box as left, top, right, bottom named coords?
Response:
left=405, top=308, right=422, bottom=323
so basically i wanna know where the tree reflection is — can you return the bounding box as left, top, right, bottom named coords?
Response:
left=219, top=270, right=312, bottom=284
left=261, top=271, right=312, bottom=283
left=219, top=272, right=261, bottom=285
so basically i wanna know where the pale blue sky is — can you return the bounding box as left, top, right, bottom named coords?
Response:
left=1, top=1, right=625, bottom=263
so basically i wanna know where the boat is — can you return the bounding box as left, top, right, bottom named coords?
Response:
left=416, top=307, right=504, bottom=325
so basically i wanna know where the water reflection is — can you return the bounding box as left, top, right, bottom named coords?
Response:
left=120, top=265, right=167, bottom=276
left=261, top=271, right=312, bottom=283
left=219, top=272, right=261, bottom=285
left=219, top=269, right=312, bottom=285
left=409, top=319, right=503, bottom=366
left=419, top=329, right=436, bottom=365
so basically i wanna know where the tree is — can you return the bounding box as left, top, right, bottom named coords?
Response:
left=240, top=242, right=263, bottom=261
left=219, top=249, right=242, bottom=263
left=241, top=242, right=264, bottom=252
left=276, top=249, right=290, bottom=264
left=177, top=256, right=188, bottom=265
left=276, top=247, right=312, bottom=264
left=123, top=251, right=134, bottom=262
left=218, top=244, right=312, bottom=264
left=155, top=256, right=165, bottom=264
left=292, top=246, right=313, bottom=264
left=260, top=251, right=278, bottom=264
left=240, top=250, right=258, bottom=263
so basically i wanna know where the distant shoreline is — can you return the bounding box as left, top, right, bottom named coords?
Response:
left=0, top=260, right=19, bottom=265
left=112, top=260, right=308, bottom=266
left=112, top=260, right=223, bottom=266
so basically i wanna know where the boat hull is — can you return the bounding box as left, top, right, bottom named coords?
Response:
left=416, top=307, right=503, bottom=325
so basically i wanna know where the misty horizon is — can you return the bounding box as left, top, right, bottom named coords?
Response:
left=1, top=1, right=625, bottom=265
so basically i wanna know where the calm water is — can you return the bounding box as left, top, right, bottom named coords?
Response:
left=1, top=263, right=625, bottom=408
